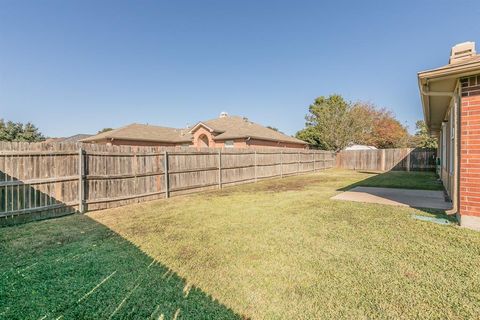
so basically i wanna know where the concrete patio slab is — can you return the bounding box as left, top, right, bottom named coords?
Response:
left=331, top=186, right=453, bottom=210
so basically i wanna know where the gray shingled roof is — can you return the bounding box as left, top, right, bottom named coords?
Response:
left=63, top=134, right=93, bottom=142
left=81, top=123, right=192, bottom=143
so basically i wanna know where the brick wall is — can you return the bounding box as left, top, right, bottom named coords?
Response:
left=460, top=75, right=480, bottom=229
left=191, top=124, right=308, bottom=150
left=192, top=126, right=216, bottom=148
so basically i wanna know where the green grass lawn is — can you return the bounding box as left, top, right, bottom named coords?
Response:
left=340, top=170, right=444, bottom=191
left=2, top=169, right=480, bottom=319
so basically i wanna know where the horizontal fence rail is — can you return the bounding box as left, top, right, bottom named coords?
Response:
left=336, top=148, right=436, bottom=172
left=0, top=142, right=335, bottom=225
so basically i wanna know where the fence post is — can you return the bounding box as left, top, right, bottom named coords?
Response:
left=218, top=149, right=223, bottom=188
left=406, top=149, right=411, bottom=172
left=78, top=147, right=85, bottom=213
left=425, top=149, right=428, bottom=171
left=164, top=151, right=170, bottom=198
left=313, top=151, right=316, bottom=172
left=254, top=151, right=257, bottom=182
left=381, top=149, right=386, bottom=172
left=297, top=152, right=300, bottom=175
left=280, top=151, right=283, bottom=178
left=133, top=149, right=138, bottom=198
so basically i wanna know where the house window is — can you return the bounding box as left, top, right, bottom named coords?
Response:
left=224, top=140, right=234, bottom=148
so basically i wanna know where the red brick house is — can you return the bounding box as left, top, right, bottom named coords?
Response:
left=418, top=41, right=480, bottom=230
left=188, top=113, right=307, bottom=149
left=81, top=113, right=308, bottom=149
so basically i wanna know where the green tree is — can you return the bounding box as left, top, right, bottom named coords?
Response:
left=20, top=122, right=46, bottom=142
left=0, top=119, right=45, bottom=142
left=296, top=126, right=328, bottom=150
left=410, top=120, right=437, bottom=148
left=295, top=95, right=356, bottom=151
left=296, top=98, right=411, bottom=150
left=349, top=102, right=410, bottom=148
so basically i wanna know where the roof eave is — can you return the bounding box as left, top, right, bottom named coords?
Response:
left=418, top=60, right=480, bottom=133
left=188, top=122, right=220, bottom=134
left=81, top=136, right=192, bottom=144
left=214, top=135, right=307, bottom=145
left=418, top=60, right=480, bottom=81
left=417, top=78, right=431, bottom=130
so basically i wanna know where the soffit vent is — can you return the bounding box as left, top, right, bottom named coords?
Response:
left=449, top=41, right=476, bottom=64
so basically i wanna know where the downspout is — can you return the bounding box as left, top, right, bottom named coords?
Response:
left=246, top=136, right=251, bottom=148
left=421, top=80, right=459, bottom=214
left=454, top=86, right=461, bottom=218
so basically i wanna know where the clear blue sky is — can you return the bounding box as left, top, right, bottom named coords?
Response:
left=1, top=0, right=479, bottom=137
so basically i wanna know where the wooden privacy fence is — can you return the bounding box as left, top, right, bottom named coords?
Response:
left=0, top=142, right=335, bottom=225
left=336, top=148, right=436, bottom=172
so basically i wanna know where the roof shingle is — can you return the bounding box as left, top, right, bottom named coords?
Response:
left=81, top=123, right=192, bottom=143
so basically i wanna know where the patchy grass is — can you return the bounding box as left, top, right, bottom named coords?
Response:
left=2, top=169, right=480, bottom=319
left=341, top=170, right=444, bottom=191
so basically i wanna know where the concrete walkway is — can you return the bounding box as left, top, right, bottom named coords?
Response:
left=331, top=186, right=452, bottom=210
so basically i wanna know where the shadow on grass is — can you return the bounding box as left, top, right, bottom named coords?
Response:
left=0, top=168, right=79, bottom=227
left=0, top=214, right=242, bottom=320
left=337, top=171, right=444, bottom=192
left=335, top=170, right=456, bottom=223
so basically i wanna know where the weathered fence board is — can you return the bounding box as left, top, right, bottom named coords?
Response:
left=0, top=142, right=335, bottom=225
left=336, top=148, right=436, bottom=172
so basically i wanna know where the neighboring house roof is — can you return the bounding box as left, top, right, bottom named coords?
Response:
left=191, top=115, right=308, bottom=145
left=81, top=115, right=307, bottom=145
left=44, top=137, right=65, bottom=143
left=80, top=123, right=192, bottom=143
left=64, top=134, right=93, bottom=142
left=44, top=134, right=93, bottom=143
left=344, top=144, right=377, bottom=150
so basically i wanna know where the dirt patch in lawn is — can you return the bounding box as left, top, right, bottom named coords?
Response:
left=252, top=175, right=341, bottom=192
left=177, top=245, right=198, bottom=261
left=256, top=179, right=312, bottom=192
left=210, top=174, right=341, bottom=197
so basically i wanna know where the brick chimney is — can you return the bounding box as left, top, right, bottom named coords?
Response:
left=449, top=42, right=476, bottom=64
